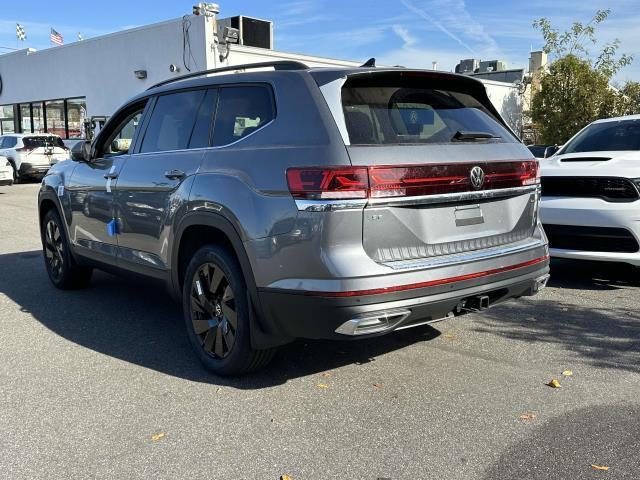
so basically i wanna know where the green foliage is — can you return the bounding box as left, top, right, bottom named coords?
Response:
left=531, top=10, right=635, bottom=144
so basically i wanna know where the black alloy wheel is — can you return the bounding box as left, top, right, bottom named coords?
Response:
left=190, top=262, right=238, bottom=358
left=44, top=218, right=65, bottom=282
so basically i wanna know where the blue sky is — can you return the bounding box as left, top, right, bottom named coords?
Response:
left=1, top=0, right=639, bottom=82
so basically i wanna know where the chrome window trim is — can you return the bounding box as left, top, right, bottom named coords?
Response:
left=367, top=185, right=539, bottom=207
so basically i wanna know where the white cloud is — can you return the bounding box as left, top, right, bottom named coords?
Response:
left=392, top=25, right=417, bottom=47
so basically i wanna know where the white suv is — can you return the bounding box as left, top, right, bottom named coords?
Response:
left=0, top=134, right=69, bottom=182
left=540, top=114, right=640, bottom=265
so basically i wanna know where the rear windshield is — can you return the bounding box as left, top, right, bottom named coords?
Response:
left=24, top=136, right=66, bottom=149
left=561, top=119, right=640, bottom=153
left=342, top=84, right=514, bottom=145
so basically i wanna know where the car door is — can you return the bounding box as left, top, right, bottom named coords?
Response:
left=114, top=88, right=216, bottom=273
left=66, top=100, right=148, bottom=261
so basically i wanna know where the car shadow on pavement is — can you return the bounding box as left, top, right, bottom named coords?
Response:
left=474, top=260, right=640, bottom=373
left=482, top=404, right=640, bottom=479
left=0, top=250, right=441, bottom=388
left=548, top=258, right=640, bottom=291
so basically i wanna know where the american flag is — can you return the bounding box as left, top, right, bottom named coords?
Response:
left=50, top=28, right=63, bottom=46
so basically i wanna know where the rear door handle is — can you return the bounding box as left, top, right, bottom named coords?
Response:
left=103, top=172, right=119, bottom=179
left=164, top=169, right=186, bottom=180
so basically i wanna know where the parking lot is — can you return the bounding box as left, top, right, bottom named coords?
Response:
left=0, top=182, right=638, bottom=479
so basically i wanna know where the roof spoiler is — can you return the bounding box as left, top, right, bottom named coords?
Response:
left=147, top=60, right=309, bottom=90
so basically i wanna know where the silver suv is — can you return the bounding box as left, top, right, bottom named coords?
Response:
left=38, top=62, right=549, bottom=375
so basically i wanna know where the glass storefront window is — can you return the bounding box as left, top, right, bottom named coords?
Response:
left=45, top=100, right=66, bottom=138
left=66, top=98, right=87, bottom=139
left=32, top=102, right=45, bottom=133
left=0, top=105, right=15, bottom=135
left=20, top=104, right=32, bottom=133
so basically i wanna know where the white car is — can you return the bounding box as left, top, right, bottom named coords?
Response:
left=0, top=156, right=13, bottom=186
left=540, top=114, right=640, bottom=266
left=0, top=133, right=69, bottom=182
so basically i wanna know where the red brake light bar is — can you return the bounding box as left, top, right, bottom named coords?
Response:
left=287, top=160, right=539, bottom=200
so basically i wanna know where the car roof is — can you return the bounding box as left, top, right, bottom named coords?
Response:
left=592, top=114, right=640, bottom=124
left=139, top=66, right=485, bottom=99
left=2, top=133, right=61, bottom=138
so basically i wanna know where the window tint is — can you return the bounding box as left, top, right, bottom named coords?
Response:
left=189, top=89, right=217, bottom=148
left=24, top=136, right=65, bottom=149
left=141, top=90, right=206, bottom=153
left=7, top=137, right=17, bottom=148
left=103, top=110, right=144, bottom=157
left=562, top=119, right=640, bottom=153
left=212, top=86, right=274, bottom=147
left=342, top=85, right=514, bottom=145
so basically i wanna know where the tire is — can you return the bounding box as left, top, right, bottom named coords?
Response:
left=41, top=208, right=93, bottom=289
left=9, top=160, right=19, bottom=183
left=182, top=244, right=276, bottom=375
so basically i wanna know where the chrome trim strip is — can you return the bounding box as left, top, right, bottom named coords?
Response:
left=295, top=185, right=539, bottom=211
left=368, top=185, right=539, bottom=207
left=382, top=238, right=547, bottom=271
left=295, top=198, right=367, bottom=212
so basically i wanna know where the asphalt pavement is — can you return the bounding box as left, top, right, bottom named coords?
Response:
left=1, top=182, right=639, bottom=479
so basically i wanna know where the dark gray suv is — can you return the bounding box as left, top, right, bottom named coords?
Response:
left=38, top=61, right=549, bottom=375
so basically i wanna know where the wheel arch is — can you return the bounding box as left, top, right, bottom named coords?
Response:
left=171, top=211, right=290, bottom=349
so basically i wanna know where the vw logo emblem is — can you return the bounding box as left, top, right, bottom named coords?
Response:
left=470, top=166, right=485, bottom=189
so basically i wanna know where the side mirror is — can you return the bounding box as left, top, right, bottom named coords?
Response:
left=71, top=141, right=91, bottom=162
left=543, top=145, right=559, bottom=158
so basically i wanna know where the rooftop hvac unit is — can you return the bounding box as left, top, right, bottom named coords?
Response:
left=217, top=16, right=273, bottom=49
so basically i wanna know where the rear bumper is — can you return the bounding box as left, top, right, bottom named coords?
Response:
left=258, top=258, right=549, bottom=340
left=19, top=162, right=50, bottom=177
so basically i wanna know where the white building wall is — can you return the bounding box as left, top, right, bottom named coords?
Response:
left=481, top=79, right=523, bottom=135
left=0, top=17, right=209, bottom=118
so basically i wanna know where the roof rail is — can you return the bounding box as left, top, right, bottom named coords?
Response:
left=147, top=60, right=309, bottom=90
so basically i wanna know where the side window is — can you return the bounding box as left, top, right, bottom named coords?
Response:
left=140, top=90, right=206, bottom=153
left=0, top=137, right=5, bottom=148
left=6, top=137, right=17, bottom=148
left=212, top=86, right=274, bottom=147
left=101, top=104, right=146, bottom=157
left=189, top=89, right=217, bottom=149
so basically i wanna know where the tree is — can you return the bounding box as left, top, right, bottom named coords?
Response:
left=530, top=10, right=635, bottom=144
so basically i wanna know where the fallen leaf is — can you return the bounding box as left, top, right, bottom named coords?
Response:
left=321, top=372, right=332, bottom=378
left=591, top=465, right=609, bottom=471
left=547, top=379, right=562, bottom=388
left=281, top=475, right=294, bottom=480
left=562, top=370, right=573, bottom=376
left=373, top=383, right=382, bottom=389
left=443, top=334, right=458, bottom=340
left=316, top=383, right=329, bottom=389
left=519, top=413, right=536, bottom=421
left=151, top=432, right=165, bottom=441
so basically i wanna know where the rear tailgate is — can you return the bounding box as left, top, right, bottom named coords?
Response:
left=337, top=71, right=540, bottom=266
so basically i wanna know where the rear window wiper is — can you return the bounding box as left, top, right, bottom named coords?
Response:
left=452, top=130, right=501, bottom=141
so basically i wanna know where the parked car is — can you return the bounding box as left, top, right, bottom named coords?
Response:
left=540, top=114, right=640, bottom=265
left=527, top=144, right=551, bottom=159
left=0, top=156, right=13, bottom=186
left=38, top=62, right=549, bottom=375
left=0, top=133, right=69, bottom=182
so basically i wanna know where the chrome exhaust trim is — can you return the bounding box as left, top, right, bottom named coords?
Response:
left=335, top=309, right=412, bottom=336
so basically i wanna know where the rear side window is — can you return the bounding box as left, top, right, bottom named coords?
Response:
left=23, top=136, right=65, bottom=148
left=342, top=83, right=514, bottom=145
left=140, top=90, right=206, bottom=153
left=212, top=86, right=274, bottom=147
left=6, top=137, right=17, bottom=148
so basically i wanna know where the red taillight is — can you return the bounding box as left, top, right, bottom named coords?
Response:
left=286, top=167, right=369, bottom=199
left=287, top=160, right=538, bottom=200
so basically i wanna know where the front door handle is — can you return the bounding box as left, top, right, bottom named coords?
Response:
left=103, top=172, right=119, bottom=179
left=164, top=169, right=186, bottom=180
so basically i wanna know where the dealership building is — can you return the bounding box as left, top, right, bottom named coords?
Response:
left=0, top=5, right=522, bottom=142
